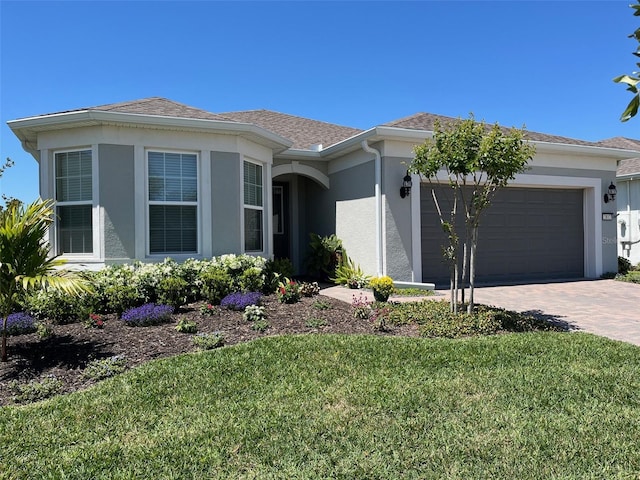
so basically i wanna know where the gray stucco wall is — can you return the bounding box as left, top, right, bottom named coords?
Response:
left=382, top=157, right=414, bottom=281
left=99, top=144, right=135, bottom=261
left=300, top=161, right=376, bottom=275
left=210, top=151, right=242, bottom=255
left=297, top=160, right=377, bottom=275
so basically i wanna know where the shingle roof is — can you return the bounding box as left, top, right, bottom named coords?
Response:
left=598, top=137, right=640, bottom=151
left=618, top=158, right=640, bottom=176
left=383, top=112, right=600, bottom=147
left=47, top=97, right=231, bottom=122
left=19, top=98, right=634, bottom=153
left=218, top=109, right=363, bottom=150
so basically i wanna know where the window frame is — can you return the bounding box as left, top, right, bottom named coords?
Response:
left=53, top=147, right=97, bottom=258
left=243, top=159, right=265, bottom=254
left=145, top=149, right=200, bottom=257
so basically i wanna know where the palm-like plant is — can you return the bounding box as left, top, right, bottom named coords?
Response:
left=0, top=199, right=91, bottom=361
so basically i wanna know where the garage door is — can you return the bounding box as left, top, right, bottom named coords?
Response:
left=421, top=185, right=584, bottom=285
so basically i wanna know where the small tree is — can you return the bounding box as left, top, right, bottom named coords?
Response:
left=411, top=116, right=535, bottom=313
left=0, top=199, right=90, bottom=361
left=614, top=0, right=640, bottom=122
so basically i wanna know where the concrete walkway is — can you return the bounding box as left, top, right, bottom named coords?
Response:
left=322, top=280, right=640, bottom=346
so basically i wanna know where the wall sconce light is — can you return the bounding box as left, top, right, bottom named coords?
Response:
left=400, top=171, right=412, bottom=198
left=604, top=182, right=617, bottom=203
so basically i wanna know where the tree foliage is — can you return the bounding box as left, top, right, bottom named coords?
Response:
left=0, top=199, right=91, bottom=361
left=410, top=115, right=535, bottom=313
left=614, top=0, right=640, bottom=122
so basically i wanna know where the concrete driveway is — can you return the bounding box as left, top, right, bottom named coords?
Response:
left=435, top=279, right=640, bottom=346
left=323, top=280, right=640, bottom=346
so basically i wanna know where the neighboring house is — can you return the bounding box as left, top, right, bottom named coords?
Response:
left=8, top=97, right=636, bottom=285
left=599, top=137, right=640, bottom=266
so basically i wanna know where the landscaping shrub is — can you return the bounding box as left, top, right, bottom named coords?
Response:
left=220, top=292, right=263, bottom=311
left=276, top=278, right=302, bottom=304
left=331, top=255, right=369, bottom=289
left=83, top=313, right=105, bottom=329
left=157, top=276, right=188, bottom=310
left=306, top=233, right=344, bottom=280
left=238, top=266, right=265, bottom=293
left=243, top=305, right=266, bottom=322
left=200, top=267, right=234, bottom=305
left=263, top=258, right=295, bottom=294
left=619, top=256, right=632, bottom=275
left=192, top=332, right=224, bottom=350
left=3, top=312, right=36, bottom=335
left=23, top=289, right=94, bottom=324
left=8, top=376, right=63, bottom=404
left=617, top=271, right=640, bottom=284
left=199, top=303, right=217, bottom=316
left=121, top=303, right=173, bottom=327
left=36, top=322, right=54, bottom=339
left=89, top=265, right=144, bottom=315
left=251, top=320, right=269, bottom=332
left=83, top=355, right=127, bottom=381
left=175, top=319, right=197, bottom=333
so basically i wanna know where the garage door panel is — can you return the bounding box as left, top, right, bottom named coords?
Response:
left=421, top=185, right=584, bottom=285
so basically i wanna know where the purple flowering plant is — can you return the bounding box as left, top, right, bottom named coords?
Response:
left=121, top=303, right=173, bottom=326
left=220, top=292, right=263, bottom=311
left=4, top=312, right=37, bottom=336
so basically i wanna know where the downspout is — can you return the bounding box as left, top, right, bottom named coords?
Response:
left=361, top=140, right=383, bottom=277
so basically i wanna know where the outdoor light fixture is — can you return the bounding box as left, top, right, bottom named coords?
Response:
left=400, top=171, right=413, bottom=198
left=604, top=182, right=617, bottom=203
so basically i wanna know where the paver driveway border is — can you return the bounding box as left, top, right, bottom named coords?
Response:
left=444, top=279, right=640, bottom=346
left=323, top=280, right=640, bottom=346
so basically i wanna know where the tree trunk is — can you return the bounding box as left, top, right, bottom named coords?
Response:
left=1, top=317, right=7, bottom=362
left=467, top=227, right=479, bottom=314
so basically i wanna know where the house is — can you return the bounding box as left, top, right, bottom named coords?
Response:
left=599, top=137, right=640, bottom=267
left=8, top=97, right=636, bottom=286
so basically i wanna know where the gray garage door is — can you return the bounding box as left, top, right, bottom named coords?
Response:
left=421, top=185, right=584, bottom=285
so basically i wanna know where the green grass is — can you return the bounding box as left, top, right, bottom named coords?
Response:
left=2, top=333, right=640, bottom=479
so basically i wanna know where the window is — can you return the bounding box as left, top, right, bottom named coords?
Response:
left=148, top=151, right=198, bottom=254
left=244, top=161, right=263, bottom=252
left=55, top=150, right=93, bottom=254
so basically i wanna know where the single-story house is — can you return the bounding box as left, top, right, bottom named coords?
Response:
left=8, top=97, right=636, bottom=285
left=599, top=137, right=640, bottom=267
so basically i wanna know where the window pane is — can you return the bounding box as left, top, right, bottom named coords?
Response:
left=149, top=205, right=197, bottom=254
left=57, top=205, right=93, bottom=254
left=55, top=150, right=92, bottom=202
left=244, top=161, right=263, bottom=207
left=148, top=152, right=197, bottom=202
left=244, top=208, right=263, bottom=252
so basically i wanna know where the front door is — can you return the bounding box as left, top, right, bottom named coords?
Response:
left=273, top=182, right=290, bottom=259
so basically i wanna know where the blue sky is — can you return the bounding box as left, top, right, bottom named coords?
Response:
left=0, top=0, right=638, bottom=202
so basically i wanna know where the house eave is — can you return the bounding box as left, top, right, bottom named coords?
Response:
left=531, top=141, right=639, bottom=160
left=317, top=125, right=639, bottom=162
left=8, top=110, right=293, bottom=158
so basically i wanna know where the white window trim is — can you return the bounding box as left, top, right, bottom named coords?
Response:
left=53, top=146, right=102, bottom=261
left=145, top=149, right=201, bottom=258
left=242, top=158, right=266, bottom=255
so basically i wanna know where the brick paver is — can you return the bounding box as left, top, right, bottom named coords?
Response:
left=435, top=279, right=640, bottom=346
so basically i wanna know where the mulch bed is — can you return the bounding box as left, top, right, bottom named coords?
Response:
left=0, top=295, right=419, bottom=406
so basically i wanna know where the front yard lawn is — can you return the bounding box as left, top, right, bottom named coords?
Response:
left=2, top=332, right=639, bottom=479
